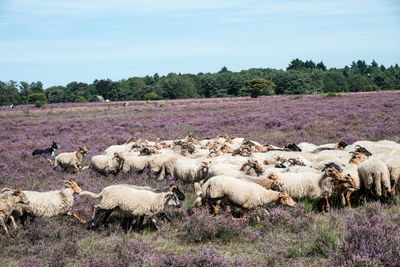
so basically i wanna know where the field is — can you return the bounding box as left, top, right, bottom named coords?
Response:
left=1, top=91, right=400, bottom=266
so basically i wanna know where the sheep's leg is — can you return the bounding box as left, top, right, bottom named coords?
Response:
left=157, top=165, right=166, bottom=180
left=150, top=218, right=160, bottom=231
left=67, top=211, right=86, bottom=224
left=0, top=218, right=10, bottom=237
left=321, top=195, right=330, bottom=212
left=9, top=216, right=17, bottom=230
left=391, top=183, right=396, bottom=197
left=101, top=211, right=112, bottom=228
left=90, top=207, right=105, bottom=229
left=210, top=203, right=219, bottom=214
left=232, top=209, right=248, bottom=220
left=346, top=191, right=352, bottom=209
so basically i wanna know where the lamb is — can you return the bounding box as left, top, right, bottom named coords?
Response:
left=173, top=158, right=211, bottom=183
left=79, top=184, right=185, bottom=230
left=48, top=146, right=89, bottom=173
left=83, top=152, right=125, bottom=175
left=0, top=189, right=28, bottom=236
left=194, top=175, right=295, bottom=219
left=12, top=181, right=86, bottom=224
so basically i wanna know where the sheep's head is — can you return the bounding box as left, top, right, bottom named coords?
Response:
left=322, top=162, right=343, bottom=173
left=349, top=152, right=367, bottom=165
left=255, top=145, right=267, bottom=153
left=113, top=152, right=124, bottom=160
left=354, top=145, right=372, bottom=157
left=139, top=147, right=152, bottom=156
left=285, top=143, right=302, bottom=152
left=79, top=146, right=89, bottom=154
left=221, top=144, right=233, bottom=153
left=168, top=185, right=186, bottom=201
left=251, top=160, right=264, bottom=175
left=164, top=192, right=181, bottom=208
left=267, top=173, right=284, bottom=191
left=11, top=189, right=29, bottom=204
left=126, top=137, right=137, bottom=144
left=64, top=180, right=82, bottom=194
left=336, top=141, right=348, bottom=150
left=278, top=192, right=296, bottom=207
left=200, top=161, right=211, bottom=176
left=324, top=167, right=343, bottom=180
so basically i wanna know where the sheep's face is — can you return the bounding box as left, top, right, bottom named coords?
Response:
left=267, top=173, right=280, bottom=181
left=64, top=181, right=82, bottom=194
left=325, top=167, right=342, bottom=180
left=278, top=193, right=296, bottom=207
left=252, top=160, right=264, bottom=174
left=165, top=192, right=181, bottom=208
left=343, top=174, right=357, bottom=189
left=200, top=161, right=211, bottom=175
left=116, top=152, right=124, bottom=159
left=349, top=152, right=366, bottom=165
left=79, top=146, right=89, bottom=154
left=169, top=185, right=185, bottom=201
left=126, top=137, right=137, bottom=144
left=13, top=190, right=29, bottom=204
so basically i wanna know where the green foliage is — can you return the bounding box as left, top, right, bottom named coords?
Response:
left=75, top=96, right=87, bottom=102
left=144, top=92, right=160, bottom=100
left=325, top=92, right=341, bottom=97
left=241, top=78, right=276, bottom=98
left=0, top=58, right=398, bottom=105
left=28, top=93, right=47, bottom=108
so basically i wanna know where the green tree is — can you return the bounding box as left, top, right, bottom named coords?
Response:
left=28, top=93, right=47, bottom=108
left=240, top=78, right=276, bottom=98
left=144, top=92, right=160, bottom=100
left=45, top=86, right=65, bottom=103
left=75, top=96, right=87, bottom=102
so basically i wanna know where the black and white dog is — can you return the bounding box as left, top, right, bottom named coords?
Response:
left=32, top=141, right=59, bottom=157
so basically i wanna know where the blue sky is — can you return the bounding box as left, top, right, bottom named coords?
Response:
left=0, top=0, right=399, bottom=88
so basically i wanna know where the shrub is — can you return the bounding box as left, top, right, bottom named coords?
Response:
left=180, top=208, right=258, bottom=243
left=28, top=93, right=47, bottom=107
left=331, top=205, right=400, bottom=266
left=325, top=92, right=341, bottom=97
left=75, top=96, right=88, bottom=102
left=144, top=92, right=160, bottom=100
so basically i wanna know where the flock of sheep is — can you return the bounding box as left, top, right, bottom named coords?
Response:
left=1, top=133, right=400, bottom=236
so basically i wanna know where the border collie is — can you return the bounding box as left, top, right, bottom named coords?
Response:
left=32, top=141, right=59, bottom=157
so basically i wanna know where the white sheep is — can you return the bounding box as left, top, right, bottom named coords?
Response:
left=0, top=189, right=29, bottom=236
left=12, top=180, right=86, bottom=224
left=148, top=150, right=183, bottom=180
left=122, top=154, right=151, bottom=173
left=48, top=146, right=89, bottom=173
left=194, top=175, right=295, bottom=219
left=386, top=157, right=400, bottom=195
left=79, top=184, right=184, bottom=230
left=358, top=157, right=391, bottom=198
left=84, top=152, right=125, bottom=175
left=173, top=158, right=212, bottom=183
left=104, top=138, right=137, bottom=156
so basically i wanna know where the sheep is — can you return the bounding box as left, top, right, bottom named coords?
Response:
left=173, top=158, right=211, bottom=183
left=147, top=150, right=183, bottom=180
left=194, top=175, right=295, bottom=219
left=239, top=173, right=284, bottom=192
left=358, top=157, right=391, bottom=199
left=12, top=180, right=86, bottom=224
left=48, top=146, right=89, bottom=173
left=104, top=138, right=137, bottom=156
left=386, top=157, right=400, bottom=195
left=297, top=142, right=318, bottom=153
left=270, top=169, right=341, bottom=212
left=122, top=153, right=151, bottom=173
left=79, top=184, right=185, bottom=230
left=0, top=189, right=28, bottom=236
left=83, top=152, right=125, bottom=175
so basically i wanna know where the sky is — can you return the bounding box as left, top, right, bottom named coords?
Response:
left=0, top=0, right=399, bottom=88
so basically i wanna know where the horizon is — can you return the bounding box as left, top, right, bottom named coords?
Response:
left=1, top=0, right=399, bottom=88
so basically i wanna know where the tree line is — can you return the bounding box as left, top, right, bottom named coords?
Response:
left=1, top=59, right=399, bottom=106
